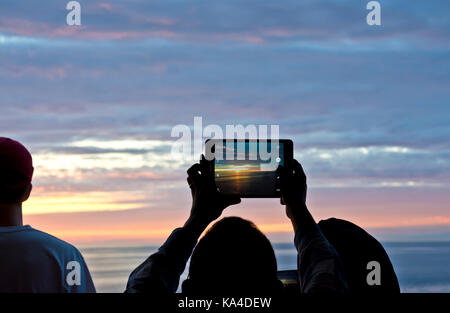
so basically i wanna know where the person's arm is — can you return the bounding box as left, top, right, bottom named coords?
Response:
left=278, top=160, right=347, bottom=293
left=66, top=249, right=96, bottom=293
left=125, top=227, right=198, bottom=294
left=292, top=203, right=347, bottom=293
left=81, top=256, right=96, bottom=293
left=125, top=157, right=240, bottom=294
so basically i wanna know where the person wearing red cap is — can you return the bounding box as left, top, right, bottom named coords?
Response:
left=0, top=138, right=96, bottom=292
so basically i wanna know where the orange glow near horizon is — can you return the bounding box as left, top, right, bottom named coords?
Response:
left=22, top=213, right=450, bottom=245
left=22, top=192, right=450, bottom=245
left=23, top=192, right=146, bottom=215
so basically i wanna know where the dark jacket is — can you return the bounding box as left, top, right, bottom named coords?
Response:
left=318, top=218, right=400, bottom=293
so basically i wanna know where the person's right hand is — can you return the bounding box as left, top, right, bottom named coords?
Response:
left=184, top=155, right=241, bottom=237
left=277, top=159, right=308, bottom=225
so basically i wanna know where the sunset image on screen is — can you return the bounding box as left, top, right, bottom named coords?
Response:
left=214, top=141, right=283, bottom=196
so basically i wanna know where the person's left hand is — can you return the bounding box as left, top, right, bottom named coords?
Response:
left=184, top=155, right=241, bottom=234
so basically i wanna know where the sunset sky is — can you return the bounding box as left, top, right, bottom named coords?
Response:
left=1, top=0, right=449, bottom=245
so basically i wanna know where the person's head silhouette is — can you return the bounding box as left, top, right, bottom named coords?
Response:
left=182, top=216, right=282, bottom=294
left=0, top=138, right=33, bottom=205
left=0, top=138, right=34, bottom=226
left=318, top=218, right=400, bottom=293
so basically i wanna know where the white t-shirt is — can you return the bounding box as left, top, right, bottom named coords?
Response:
left=0, top=225, right=96, bottom=293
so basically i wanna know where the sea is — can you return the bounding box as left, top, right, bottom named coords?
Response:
left=79, top=241, right=450, bottom=293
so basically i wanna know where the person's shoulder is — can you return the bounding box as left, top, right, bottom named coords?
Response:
left=26, top=227, right=83, bottom=257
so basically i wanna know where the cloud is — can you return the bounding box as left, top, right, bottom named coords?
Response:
left=1, top=0, right=449, bottom=242
left=0, top=1, right=449, bottom=46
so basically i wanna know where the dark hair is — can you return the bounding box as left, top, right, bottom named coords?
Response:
left=0, top=169, right=30, bottom=203
left=183, top=217, right=281, bottom=294
left=318, top=218, right=400, bottom=294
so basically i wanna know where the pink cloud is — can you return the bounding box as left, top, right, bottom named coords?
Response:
left=0, top=18, right=53, bottom=36
left=145, top=17, right=177, bottom=27
left=0, top=17, right=266, bottom=44
left=7, top=65, right=67, bottom=80
left=97, top=2, right=114, bottom=11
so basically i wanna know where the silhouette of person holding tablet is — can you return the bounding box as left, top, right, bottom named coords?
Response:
left=126, top=156, right=347, bottom=294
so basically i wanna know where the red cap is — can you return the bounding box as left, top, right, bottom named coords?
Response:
left=0, top=137, right=34, bottom=188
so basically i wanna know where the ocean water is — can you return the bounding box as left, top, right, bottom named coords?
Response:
left=80, top=242, right=450, bottom=293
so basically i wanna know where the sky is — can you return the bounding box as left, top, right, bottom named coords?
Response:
left=1, top=0, right=449, bottom=245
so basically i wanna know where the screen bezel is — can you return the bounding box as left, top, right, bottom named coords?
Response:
left=205, top=139, right=293, bottom=198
